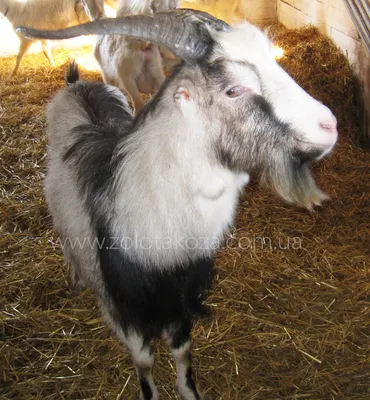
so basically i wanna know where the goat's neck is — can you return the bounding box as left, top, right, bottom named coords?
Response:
left=111, top=110, right=248, bottom=267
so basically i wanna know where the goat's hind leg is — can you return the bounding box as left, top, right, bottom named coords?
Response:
left=58, top=235, right=86, bottom=291
left=67, top=257, right=86, bottom=292
left=118, top=76, right=144, bottom=114
left=41, top=41, right=55, bottom=67
left=10, top=37, right=33, bottom=76
left=166, top=322, right=203, bottom=400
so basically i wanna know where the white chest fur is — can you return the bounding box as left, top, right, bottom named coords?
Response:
left=195, top=172, right=250, bottom=240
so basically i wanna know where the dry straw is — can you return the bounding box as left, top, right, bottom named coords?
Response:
left=1, top=25, right=369, bottom=399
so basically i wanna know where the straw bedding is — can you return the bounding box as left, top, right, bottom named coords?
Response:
left=0, top=25, right=369, bottom=399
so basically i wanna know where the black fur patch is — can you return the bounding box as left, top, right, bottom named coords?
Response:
left=170, top=320, right=193, bottom=349
left=98, top=226, right=214, bottom=340
left=189, top=18, right=220, bottom=64
left=66, top=81, right=133, bottom=128
left=203, top=59, right=229, bottom=89
left=293, top=147, right=325, bottom=165
left=61, top=81, right=133, bottom=217
left=65, top=61, right=79, bottom=85
left=139, top=378, right=153, bottom=400
left=186, top=366, right=201, bottom=399
left=252, top=93, right=275, bottom=116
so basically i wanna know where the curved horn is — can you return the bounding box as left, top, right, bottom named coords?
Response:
left=16, top=9, right=229, bottom=63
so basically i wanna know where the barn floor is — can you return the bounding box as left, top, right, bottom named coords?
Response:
left=1, top=25, right=369, bottom=400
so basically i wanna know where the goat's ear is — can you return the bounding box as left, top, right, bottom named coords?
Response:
left=174, top=86, right=194, bottom=111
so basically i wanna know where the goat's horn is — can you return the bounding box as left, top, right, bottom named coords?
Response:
left=16, top=9, right=229, bottom=63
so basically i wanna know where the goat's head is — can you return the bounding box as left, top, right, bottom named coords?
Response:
left=16, top=10, right=337, bottom=208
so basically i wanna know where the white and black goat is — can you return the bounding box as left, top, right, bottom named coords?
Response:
left=94, top=0, right=179, bottom=112
left=0, top=0, right=104, bottom=76
left=17, top=10, right=338, bottom=400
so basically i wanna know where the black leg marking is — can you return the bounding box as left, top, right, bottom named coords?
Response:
left=167, top=322, right=203, bottom=400
left=140, top=377, right=153, bottom=400
left=110, top=327, right=158, bottom=400
left=185, top=366, right=201, bottom=399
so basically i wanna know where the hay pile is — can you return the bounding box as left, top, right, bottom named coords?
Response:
left=1, top=26, right=369, bottom=400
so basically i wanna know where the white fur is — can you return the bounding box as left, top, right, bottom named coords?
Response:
left=171, top=341, right=202, bottom=400
left=112, top=92, right=248, bottom=268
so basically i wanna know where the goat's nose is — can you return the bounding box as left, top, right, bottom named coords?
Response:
left=320, top=121, right=337, bottom=134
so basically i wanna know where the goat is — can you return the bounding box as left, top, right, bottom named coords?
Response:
left=94, top=0, right=179, bottom=112
left=81, top=0, right=106, bottom=20
left=0, top=0, right=103, bottom=76
left=17, top=10, right=338, bottom=400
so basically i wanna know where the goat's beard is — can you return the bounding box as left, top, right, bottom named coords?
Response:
left=214, top=120, right=329, bottom=209
left=261, top=149, right=329, bottom=210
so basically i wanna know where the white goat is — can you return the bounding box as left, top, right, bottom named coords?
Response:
left=94, top=0, right=179, bottom=112
left=0, top=0, right=104, bottom=76
left=18, top=10, right=338, bottom=400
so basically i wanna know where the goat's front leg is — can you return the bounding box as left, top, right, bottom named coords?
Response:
left=101, top=304, right=159, bottom=400
left=124, top=332, right=158, bottom=400
left=166, top=322, right=203, bottom=400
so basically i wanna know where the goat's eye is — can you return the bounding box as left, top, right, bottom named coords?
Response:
left=226, top=86, right=248, bottom=98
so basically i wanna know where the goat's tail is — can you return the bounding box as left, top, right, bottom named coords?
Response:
left=65, top=60, right=79, bottom=86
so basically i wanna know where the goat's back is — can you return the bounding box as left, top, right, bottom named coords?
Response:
left=47, top=71, right=133, bottom=155
left=45, top=74, right=133, bottom=290
left=4, top=0, right=89, bottom=29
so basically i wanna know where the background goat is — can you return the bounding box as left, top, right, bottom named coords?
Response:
left=18, top=10, right=338, bottom=400
left=0, top=0, right=103, bottom=76
left=94, top=0, right=179, bottom=112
